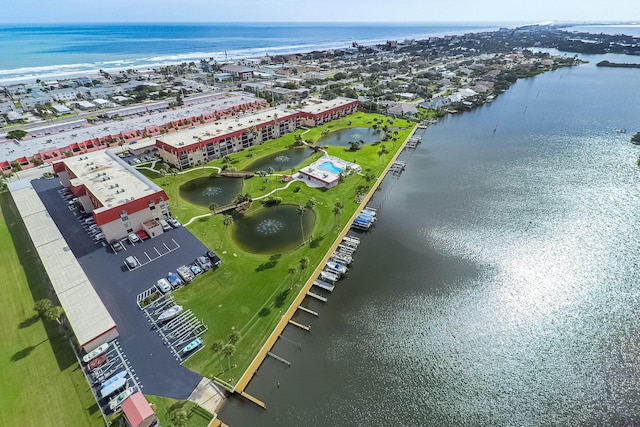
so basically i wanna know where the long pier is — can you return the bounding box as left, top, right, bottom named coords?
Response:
left=234, top=122, right=420, bottom=397
left=297, top=305, right=319, bottom=316
left=239, top=391, right=266, bottom=409
left=288, top=319, right=311, bottom=331
left=306, top=291, right=327, bottom=302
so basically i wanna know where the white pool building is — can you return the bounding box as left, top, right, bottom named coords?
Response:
left=297, top=155, right=361, bottom=188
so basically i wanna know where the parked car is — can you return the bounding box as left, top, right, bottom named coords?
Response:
left=176, top=265, right=194, bottom=283
left=128, top=233, right=140, bottom=244
left=159, top=219, right=172, bottom=232
left=196, top=256, right=212, bottom=271
left=167, top=272, right=183, bottom=288
left=168, top=218, right=181, bottom=228
left=156, top=278, right=172, bottom=294
left=94, top=233, right=105, bottom=241
left=110, top=240, right=124, bottom=252
left=125, top=256, right=139, bottom=269
left=87, top=354, right=108, bottom=371
left=136, top=230, right=149, bottom=240
left=206, top=250, right=222, bottom=267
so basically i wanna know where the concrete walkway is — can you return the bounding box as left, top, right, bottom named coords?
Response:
left=188, top=377, right=228, bottom=417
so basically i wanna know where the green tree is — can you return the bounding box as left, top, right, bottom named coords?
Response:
left=229, top=330, right=241, bottom=345
left=288, top=266, right=297, bottom=287
left=211, top=339, right=224, bottom=371
left=223, top=214, right=233, bottom=232
left=305, top=197, right=317, bottom=210
left=299, top=257, right=310, bottom=271
left=7, top=129, right=28, bottom=141
left=34, top=298, right=52, bottom=314
left=296, top=205, right=306, bottom=244
left=45, top=306, right=65, bottom=324
left=208, top=202, right=218, bottom=216
left=222, top=343, right=235, bottom=372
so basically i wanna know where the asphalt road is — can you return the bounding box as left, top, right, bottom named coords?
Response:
left=32, top=177, right=206, bottom=399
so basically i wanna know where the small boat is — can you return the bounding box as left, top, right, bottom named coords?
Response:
left=82, top=343, right=110, bottom=364
left=101, top=370, right=128, bottom=389
left=330, top=252, right=352, bottom=265
left=326, top=262, right=348, bottom=274
left=343, top=235, right=361, bottom=245
left=357, top=213, right=376, bottom=223
left=100, top=377, right=127, bottom=399
left=182, top=337, right=203, bottom=354
left=87, top=354, right=107, bottom=371
left=361, top=209, right=377, bottom=218
left=109, top=387, right=135, bottom=411
left=158, top=305, right=183, bottom=322
left=320, top=270, right=340, bottom=283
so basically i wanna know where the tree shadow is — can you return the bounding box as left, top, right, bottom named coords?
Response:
left=309, top=235, right=325, bottom=248
left=258, top=307, right=271, bottom=317
left=274, top=289, right=290, bottom=308
left=19, top=314, right=40, bottom=329
left=86, top=402, right=100, bottom=415
left=255, top=254, right=281, bottom=272
left=10, top=339, right=48, bottom=362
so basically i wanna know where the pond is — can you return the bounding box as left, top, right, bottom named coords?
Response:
left=316, top=127, right=383, bottom=147
left=232, top=204, right=316, bottom=254
left=244, top=147, right=313, bottom=172
left=179, top=176, right=243, bottom=207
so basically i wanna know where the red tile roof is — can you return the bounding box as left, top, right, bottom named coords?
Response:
left=121, top=392, right=155, bottom=427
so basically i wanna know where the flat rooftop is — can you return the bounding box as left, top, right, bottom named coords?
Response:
left=157, top=107, right=297, bottom=149
left=64, top=150, right=162, bottom=210
left=8, top=181, right=117, bottom=348
left=298, top=97, right=355, bottom=115
left=0, top=92, right=262, bottom=163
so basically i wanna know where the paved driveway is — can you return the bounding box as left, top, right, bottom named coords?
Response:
left=32, top=178, right=205, bottom=399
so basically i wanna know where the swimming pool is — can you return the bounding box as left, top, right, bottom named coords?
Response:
left=317, top=161, right=343, bottom=174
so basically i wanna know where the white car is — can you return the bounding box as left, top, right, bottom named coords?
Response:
left=94, top=233, right=105, bottom=241
left=156, top=278, right=172, bottom=294
left=168, top=218, right=181, bottom=228
left=128, top=233, right=140, bottom=244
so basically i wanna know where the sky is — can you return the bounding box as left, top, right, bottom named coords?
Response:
left=0, top=0, right=638, bottom=24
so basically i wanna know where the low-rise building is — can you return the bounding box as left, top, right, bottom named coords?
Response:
left=53, top=151, right=170, bottom=242
left=50, top=87, right=78, bottom=102
left=221, top=64, right=254, bottom=81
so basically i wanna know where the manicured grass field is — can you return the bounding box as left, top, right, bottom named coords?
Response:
left=146, top=395, right=213, bottom=427
left=143, top=113, right=414, bottom=385
left=0, top=194, right=102, bottom=426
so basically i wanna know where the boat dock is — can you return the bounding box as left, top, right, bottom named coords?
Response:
left=306, top=291, right=328, bottom=302
left=314, top=279, right=335, bottom=292
left=288, top=319, right=311, bottom=331
left=297, top=305, right=318, bottom=316
left=233, top=123, right=420, bottom=405
left=390, top=160, right=406, bottom=175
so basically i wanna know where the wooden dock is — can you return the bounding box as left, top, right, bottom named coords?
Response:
left=234, top=122, right=419, bottom=395
left=297, top=305, right=319, bottom=316
left=306, top=291, right=328, bottom=302
left=288, top=319, right=311, bottom=331
left=239, top=391, right=266, bottom=409
left=267, top=351, right=291, bottom=366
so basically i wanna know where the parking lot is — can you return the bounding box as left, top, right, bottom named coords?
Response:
left=79, top=339, right=142, bottom=417
left=143, top=296, right=208, bottom=363
left=32, top=177, right=205, bottom=399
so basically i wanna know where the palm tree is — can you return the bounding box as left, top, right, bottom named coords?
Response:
left=296, top=205, right=306, bottom=244
left=223, top=214, right=233, bottom=233
left=288, top=266, right=297, bottom=287
left=211, top=340, right=224, bottom=371
left=305, top=197, right=316, bottom=210
left=267, top=167, right=275, bottom=193
left=208, top=202, right=218, bottom=216
left=299, top=257, right=309, bottom=271
left=332, top=205, right=342, bottom=225
left=221, top=343, right=235, bottom=372
left=229, top=330, right=241, bottom=345
left=377, top=144, right=389, bottom=166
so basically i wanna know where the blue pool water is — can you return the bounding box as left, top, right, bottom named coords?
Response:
left=318, top=161, right=343, bottom=174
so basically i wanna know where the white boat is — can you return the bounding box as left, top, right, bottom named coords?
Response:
left=361, top=209, right=377, bottom=218
left=342, top=235, right=360, bottom=246
left=82, top=343, right=110, bottom=364
left=320, top=270, right=340, bottom=283
left=182, top=337, right=203, bottom=354
left=326, top=262, right=348, bottom=274
left=158, top=305, right=183, bottom=322
left=330, top=252, right=352, bottom=265
left=109, top=387, right=135, bottom=411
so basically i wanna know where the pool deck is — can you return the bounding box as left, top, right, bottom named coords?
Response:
left=233, top=123, right=418, bottom=398
left=296, top=155, right=361, bottom=188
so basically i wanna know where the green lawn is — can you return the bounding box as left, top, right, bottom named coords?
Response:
left=145, top=395, right=212, bottom=427
left=0, top=193, right=102, bottom=427
left=142, top=113, right=414, bottom=385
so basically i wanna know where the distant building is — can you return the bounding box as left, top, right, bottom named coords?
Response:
left=221, top=64, right=254, bottom=81
left=49, top=88, right=78, bottom=102
left=387, top=102, right=418, bottom=116
left=51, top=104, right=72, bottom=116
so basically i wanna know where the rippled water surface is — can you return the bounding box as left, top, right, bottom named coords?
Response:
left=220, top=55, right=640, bottom=426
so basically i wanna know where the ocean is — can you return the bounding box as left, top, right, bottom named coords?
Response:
left=0, top=22, right=505, bottom=83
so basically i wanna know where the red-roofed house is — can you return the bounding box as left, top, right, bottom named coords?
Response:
left=121, top=392, right=158, bottom=427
